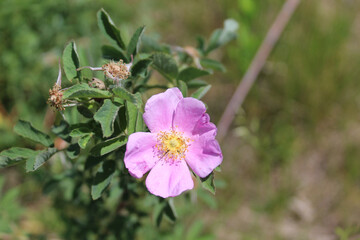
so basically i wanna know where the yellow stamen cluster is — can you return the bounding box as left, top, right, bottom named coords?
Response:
left=102, top=60, right=130, bottom=80
left=155, top=130, right=191, bottom=162
left=47, top=84, right=64, bottom=111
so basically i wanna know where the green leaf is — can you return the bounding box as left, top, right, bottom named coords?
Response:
left=101, top=45, right=128, bottom=62
left=197, top=189, right=217, bottom=209
left=141, top=35, right=169, bottom=53
left=117, top=106, right=127, bottom=135
left=196, top=36, right=206, bottom=53
left=71, top=127, right=93, bottom=149
left=187, top=79, right=208, bottom=88
left=186, top=221, right=205, bottom=240
left=63, top=83, right=112, bottom=99
left=52, top=120, right=71, bottom=142
left=78, top=134, right=92, bottom=149
left=97, top=9, right=125, bottom=49
left=206, top=19, right=239, bottom=54
left=66, top=143, right=80, bottom=160
left=163, top=199, right=177, bottom=222
left=126, top=94, right=144, bottom=135
left=90, top=135, right=128, bottom=157
left=26, top=148, right=58, bottom=172
left=191, top=85, right=211, bottom=100
left=91, top=160, right=116, bottom=200
left=154, top=202, right=164, bottom=227
left=178, top=80, right=188, bottom=97
left=112, top=87, right=140, bottom=108
left=0, top=148, right=38, bottom=168
left=131, top=59, right=152, bottom=77
left=199, top=172, right=216, bottom=195
left=200, top=58, right=226, bottom=72
left=177, top=67, right=210, bottom=82
left=77, top=106, right=94, bottom=118
left=85, top=156, right=104, bottom=170
left=14, top=120, right=53, bottom=147
left=69, top=126, right=92, bottom=137
left=154, top=199, right=177, bottom=227
left=62, top=41, right=81, bottom=81
left=151, top=53, right=178, bottom=81
left=94, top=99, right=122, bottom=138
left=127, top=26, right=145, bottom=59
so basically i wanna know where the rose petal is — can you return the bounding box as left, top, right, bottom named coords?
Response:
left=146, top=160, right=194, bottom=198
left=173, top=97, right=206, bottom=134
left=124, top=132, right=158, bottom=178
left=192, top=113, right=217, bottom=136
left=186, top=131, right=223, bottom=178
left=143, top=88, right=183, bottom=132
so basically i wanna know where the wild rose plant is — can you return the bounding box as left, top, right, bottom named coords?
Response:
left=0, top=9, right=237, bottom=239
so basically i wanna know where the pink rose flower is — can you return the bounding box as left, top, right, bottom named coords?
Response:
left=124, top=88, right=223, bottom=198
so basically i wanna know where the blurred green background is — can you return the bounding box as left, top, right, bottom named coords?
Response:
left=1, top=0, right=360, bottom=239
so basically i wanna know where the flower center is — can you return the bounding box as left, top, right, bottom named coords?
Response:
left=155, top=130, right=191, bottom=162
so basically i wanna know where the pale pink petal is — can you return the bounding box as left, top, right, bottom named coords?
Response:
left=145, top=160, right=194, bottom=198
left=186, top=132, right=223, bottom=178
left=173, top=98, right=206, bottom=134
left=143, top=88, right=183, bottom=132
left=124, top=132, right=158, bottom=178
left=192, top=113, right=217, bottom=136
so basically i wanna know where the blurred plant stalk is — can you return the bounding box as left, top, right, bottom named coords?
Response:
left=217, top=0, right=301, bottom=142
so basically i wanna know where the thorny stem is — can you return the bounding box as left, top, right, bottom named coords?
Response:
left=217, top=0, right=301, bottom=142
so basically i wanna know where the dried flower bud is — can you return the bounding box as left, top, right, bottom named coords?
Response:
left=47, top=61, right=65, bottom=111
left=102, top=60, right=131, bottom=81
left=48, top=84, right=64, bottom=111
left=88, top=78, right=106, bottom=90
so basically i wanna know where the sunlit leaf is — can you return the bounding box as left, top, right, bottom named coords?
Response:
left=206, top=19, right=239, bottom=54
left=63, top=83, right=112, bottom=99
left=78, top=134, right=92, bottom=149
left=62, top=41, right=81, bottom=81
left=112, top=87, right=140, bottom=108
left=126, top=93, right=144, bottom=135
left=97, top=9, right=125, bottom=49
left=26, top=148, right=58, bottom=172
left=90, top=135, right=127, bottom=157
left=200, top=58, right=226, bottom=72
left=199, top=172, right=216, bottom=195
left=94, top=99, right=122, bottom=138
left=127, top=26, right=145, bottom=59
left=131, top=59, right=152, bottom=77
left=14, top=120, right=53, bottom=147
left=0, top=148, right=38, bottom=168
left=187, top=79, right=208, bottom=88
left=178, top=80, right=188, bottom=97
left=101, top=45, right=128, bottom=62
left=177, top=67, right=210, bottom=82
left=151, top=53, right=178, bottom=81
left=191, top=85, right=211, bottom=100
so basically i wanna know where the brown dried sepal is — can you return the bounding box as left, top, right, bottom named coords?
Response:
left=102, top=60, right=130, bottom=81
left=47, top=84, right=64, bottom=111
left=88, top=78, right=106, bottom=90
